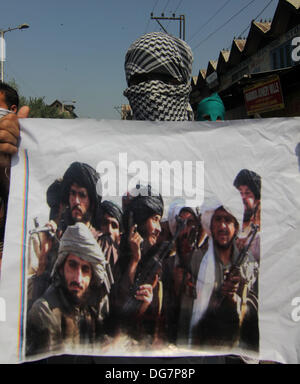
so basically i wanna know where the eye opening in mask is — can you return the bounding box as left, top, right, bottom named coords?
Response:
left=129, top=73, right=182, bottom=87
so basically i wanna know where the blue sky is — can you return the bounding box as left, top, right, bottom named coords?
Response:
left=1, top=0, right=278, bottom=119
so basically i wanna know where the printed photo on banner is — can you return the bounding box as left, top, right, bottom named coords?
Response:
left=20, top=125, right=261, bottom=359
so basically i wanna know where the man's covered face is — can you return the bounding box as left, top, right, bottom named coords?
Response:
left=100, top=213, right=121, bottom=245
left=144, top=214, right=162, bottom=246
left=63, top=253, right=92, bottom=302
left=211, top=208, right=237, bottom=249
left=69, top=183, right=90, bottom=223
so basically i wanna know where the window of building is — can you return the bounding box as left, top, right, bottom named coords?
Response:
left=271, top=40, right=297, bottom=70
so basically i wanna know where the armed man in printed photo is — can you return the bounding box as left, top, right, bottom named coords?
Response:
left=27, top=161, right=116, bottom=309
left=234, top=169, right=261, bottom=263
left=178, top=191, right=259, bottom=352
left=110, top=184, right=165, bottom=344
left=97, top=200, right=124, bottom=276
left=161, top=200, right=207, bottom=344
left=26, top=222, right=110, bottom=356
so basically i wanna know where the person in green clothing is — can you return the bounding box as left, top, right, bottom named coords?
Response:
left=196, top=93, right=225, bottom=122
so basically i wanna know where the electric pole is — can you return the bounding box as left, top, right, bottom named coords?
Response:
left=150, top=13, right=186, bottom=40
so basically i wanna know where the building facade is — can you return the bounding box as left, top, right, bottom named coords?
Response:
left=190, top=0, right=300, bottom=119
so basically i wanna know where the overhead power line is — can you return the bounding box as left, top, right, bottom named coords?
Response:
left=191, top=0, right=257, bottom=52
left=150, top=14, right=186, bottom=40
left=152, top=0, right=160, bottom=13
left=144, top=0, right=161, bottom=34
left=174, top=0, right=184, bottom=14
left=188, top=0, right=232, bottom=43
left=165, top=0, right=184, bottom=31
left=163, top=0, right=171, bottom=13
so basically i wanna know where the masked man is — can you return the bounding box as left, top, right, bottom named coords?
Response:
left=26, top=222, right=110, bottom=356
left=124, top=32, right=193, bottom=121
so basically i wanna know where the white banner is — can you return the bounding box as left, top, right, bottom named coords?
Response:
left=0, top=118, right=299, bottom=364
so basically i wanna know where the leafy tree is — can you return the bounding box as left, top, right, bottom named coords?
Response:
left=8, top=79, right=76, bottom=119
left=21, top=96, right=75, bottom=119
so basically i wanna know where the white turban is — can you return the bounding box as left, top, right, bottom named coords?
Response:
left=201, top=188, right=244, bottom=237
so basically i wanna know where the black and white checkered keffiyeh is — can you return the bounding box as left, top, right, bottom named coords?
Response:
left=124, top=80, right=191, bottom=121
left=124, top=32, right=193, bottom=121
